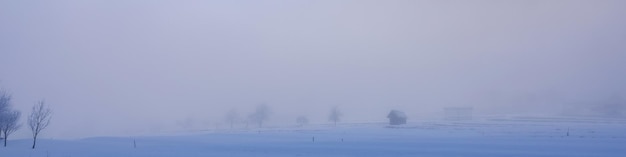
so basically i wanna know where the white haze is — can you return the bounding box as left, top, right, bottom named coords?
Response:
left=1, top=0, right=625, bottom=138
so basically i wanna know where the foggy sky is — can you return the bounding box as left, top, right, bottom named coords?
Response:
left=1, top=0, right=625, bottom=139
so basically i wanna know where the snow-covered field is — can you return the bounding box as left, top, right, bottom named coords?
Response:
left=2, top=116, right=625, bottom=157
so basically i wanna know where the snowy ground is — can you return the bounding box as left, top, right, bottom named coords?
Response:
left=1, top=116, right=625, bottom=157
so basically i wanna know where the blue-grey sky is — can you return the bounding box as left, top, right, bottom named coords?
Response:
left=1, top=0, right=625, bottom=138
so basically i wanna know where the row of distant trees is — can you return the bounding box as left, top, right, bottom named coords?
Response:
left=224, top=104, right=344, bottom=129
left=0, top=89, right=52, bottom=149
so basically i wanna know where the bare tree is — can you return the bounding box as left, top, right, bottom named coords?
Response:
left=296, top=116, right=309, bottom=127
left=249, top=104, right=271, bottom=128
left=0, top=110, right=20, bottom=147
left=0, top=90, right=20, bottom=147
left=328, top=106, right=342, bottom=126
left=224, top=109, right=239, bottom=129
left=28, top=100, right=52, bottom=149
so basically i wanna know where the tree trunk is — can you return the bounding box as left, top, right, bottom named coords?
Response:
left=32, top=136, right=37, bottom=149
left=4, top=135, right=7, bottom=147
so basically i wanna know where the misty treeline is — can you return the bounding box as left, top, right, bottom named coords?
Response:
left=217, top=96, right=626, bottom=129
left=222, top=104, right=345, bottom=129
left=590, top=95, right=626, bottom=117
left=0, top=89, right=53, bottom=149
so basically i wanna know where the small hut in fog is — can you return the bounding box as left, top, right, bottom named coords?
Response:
left=387, top=110, right=407, bottom=125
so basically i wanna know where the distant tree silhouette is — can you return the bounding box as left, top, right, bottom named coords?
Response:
left=249, top=104, right=271, bottom=128
left=296, top=116, right=309, bottom=127
left=593, top=94, right=625, bottom=117
left=224, top=109, right=239, bottom=129
left=328, top=106, right=342, bottom=126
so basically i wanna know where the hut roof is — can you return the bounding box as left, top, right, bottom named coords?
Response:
left=387, top=110, right=407, bottom=119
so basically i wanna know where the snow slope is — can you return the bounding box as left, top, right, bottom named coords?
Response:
left=1, top=117, right=625, bottom=157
